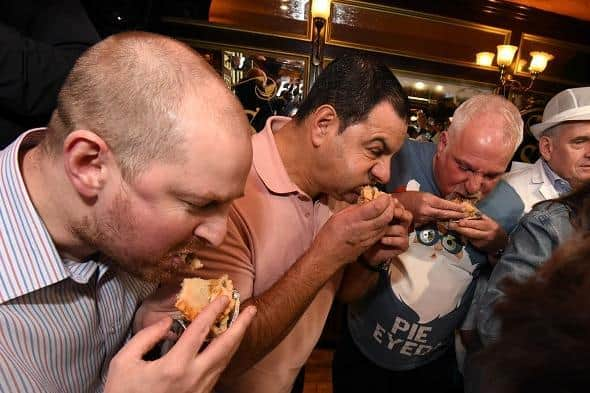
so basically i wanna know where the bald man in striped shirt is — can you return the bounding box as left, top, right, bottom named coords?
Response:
left=0, top=32, right=255, bottom=392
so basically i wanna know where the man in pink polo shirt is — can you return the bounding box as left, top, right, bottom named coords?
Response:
left=141, top=55, right=413, bottom=393
left=216, top=54, right=413, bottom=393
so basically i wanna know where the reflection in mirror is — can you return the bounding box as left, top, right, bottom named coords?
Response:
left=192, top=44, right=307, bottom=134
left=322, top=57, right=494, bottom=144
left=225, top=51, right=306, bottom=132
left=394, top=70, right=493, bottom=144
left=395, top=69, right=540, bottom=164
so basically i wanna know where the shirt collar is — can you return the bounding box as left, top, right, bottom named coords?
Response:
left=0, top=129, right=98, bottom=303
left=252, top=116, right=301, bottom=195
left=541, top=159, right=572, bottom=195
left=62, top=252, right=110, bottom=284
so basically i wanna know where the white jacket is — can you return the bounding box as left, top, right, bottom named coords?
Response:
left=503, top=158, right=559, bottom=216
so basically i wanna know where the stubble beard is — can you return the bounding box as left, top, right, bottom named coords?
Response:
left=70, top=191, right=182, bottom=283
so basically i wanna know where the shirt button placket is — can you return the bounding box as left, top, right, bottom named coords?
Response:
left=298, top=194, right=312, bottom=218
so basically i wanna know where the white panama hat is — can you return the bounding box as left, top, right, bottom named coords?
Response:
left=530, top=87, right=590, bottom=139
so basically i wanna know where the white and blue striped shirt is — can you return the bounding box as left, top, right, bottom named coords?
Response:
left=0, top=130, right=156, bottom=392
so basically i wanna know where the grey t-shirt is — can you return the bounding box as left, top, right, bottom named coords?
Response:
left=347, top=139, right=523, bottom=371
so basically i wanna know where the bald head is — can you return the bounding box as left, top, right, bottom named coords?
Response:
left=448, top=94, right=523, bottom=156
left=432, top=95, right=525, bottom=197
left=44, top=31, right=248, bottom=180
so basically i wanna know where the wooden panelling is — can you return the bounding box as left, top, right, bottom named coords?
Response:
left=327, top=1, right=511, bottom=68
left=361, top=1, right=590, bottom=45
left=505, top=0, right=590, bottom=22
left=515, top=33, right=590, bottom=85
left=156, top=0, right=588, bottom=94
left=208, top=0, right=310, bottom=40
left=160, top=18, right=312, bottom=56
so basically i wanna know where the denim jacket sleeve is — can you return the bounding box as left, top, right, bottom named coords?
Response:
left=476, top=202, right=574, bottom=345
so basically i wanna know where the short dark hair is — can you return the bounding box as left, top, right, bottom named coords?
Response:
left=294, top=54, right=409, bottom=131
left=477, top=232, right=590, bottom=393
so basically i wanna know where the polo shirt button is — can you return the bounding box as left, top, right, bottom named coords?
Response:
left=305, top=212, right=310, bottom=218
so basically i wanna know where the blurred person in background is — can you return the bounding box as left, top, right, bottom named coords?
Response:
left=477, top=227, right=590, bottom=393
left=0, top=0, right=99, bottom=148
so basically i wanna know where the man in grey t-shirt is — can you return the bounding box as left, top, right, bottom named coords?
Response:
left=334, top=94, right=524, bottom=392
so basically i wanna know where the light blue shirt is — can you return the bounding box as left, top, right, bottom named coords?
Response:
left=541, top=159, right=572, bottom=195
left=0, top=130, right=156, bottom=392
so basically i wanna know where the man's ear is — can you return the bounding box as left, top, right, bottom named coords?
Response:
left=63, top=130, right=112, bottom=200
left=436, top=131, right=449, bottom=155
left=538, top=135, right=553, bottom=162
left=310, top=104, right=338, bottom=147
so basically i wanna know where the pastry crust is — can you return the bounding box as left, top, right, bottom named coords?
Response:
left=357, top=185, right=385, bottom=204
left=175, top=275, right=236, bottom=336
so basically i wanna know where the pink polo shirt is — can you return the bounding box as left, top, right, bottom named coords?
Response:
left=195, top=116, right=340, bottom=393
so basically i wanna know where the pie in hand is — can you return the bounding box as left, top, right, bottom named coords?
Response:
left=175, top=275, right=237, bottom=336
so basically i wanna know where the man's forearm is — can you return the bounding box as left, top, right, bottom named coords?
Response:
left=337, top=261, right=379, bottom=304
left=222, top=247, right=342, bottom=379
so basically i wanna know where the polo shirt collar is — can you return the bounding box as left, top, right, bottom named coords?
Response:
left=253, top=116, right=301, bottom=195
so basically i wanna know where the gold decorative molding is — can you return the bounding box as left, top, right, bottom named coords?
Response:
left=515, top=33, right=590, bottom=86
left=326, top=0, right=511, bottom=69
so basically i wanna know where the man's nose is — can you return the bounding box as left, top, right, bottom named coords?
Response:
left=465, top=172, right=483, bottom=195
left=193, top=215, right=229, bottom=248
left=372, top=159, right=391, bottom=184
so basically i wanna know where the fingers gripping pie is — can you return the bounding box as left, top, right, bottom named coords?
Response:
left=446, top=192, right=482, bottom=220
left=357, top=185, right=404, bottom=227
left=175, top=275, right=238, bottom=336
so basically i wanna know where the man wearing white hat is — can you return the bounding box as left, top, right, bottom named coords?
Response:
left=468, top=88, right=590, bottom=393
left=502, top=87, right=590, bottom=214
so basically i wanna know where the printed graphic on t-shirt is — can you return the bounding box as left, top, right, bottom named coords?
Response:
left=366, top=292, right=466, bottom=359
left=353, top=222, right=483, bottom=367
left=348, top=140, right=523, bottom=370
left=349, top=175, right=483, bottom=369
left=389, top=224, right=477, bottom=324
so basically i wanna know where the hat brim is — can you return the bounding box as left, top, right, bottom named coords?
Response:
left=530, top=112, right=590, bottom=139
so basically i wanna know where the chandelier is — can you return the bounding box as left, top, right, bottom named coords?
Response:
left=476, top=45, right=553, bottom=105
